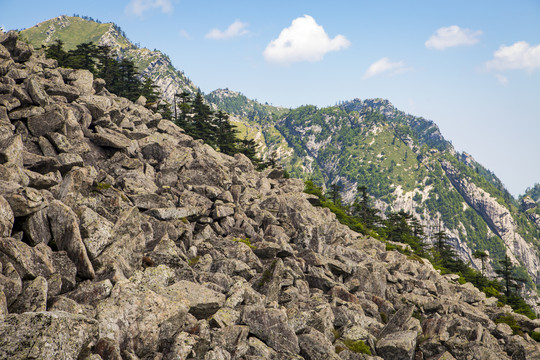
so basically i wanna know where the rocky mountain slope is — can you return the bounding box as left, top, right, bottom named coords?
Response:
left=3, top=30, right=540, bottom=360
left=20, top=15, right=199, bottom=104
left=18, top=15, right=540, bottom=309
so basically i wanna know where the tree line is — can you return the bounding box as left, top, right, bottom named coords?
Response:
left=306, top=180, right=537, bottom=320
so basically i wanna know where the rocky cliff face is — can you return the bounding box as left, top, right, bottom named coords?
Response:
left=1, top=30, right=540, bottom=360
left=442, top=160, right=540, bottom=283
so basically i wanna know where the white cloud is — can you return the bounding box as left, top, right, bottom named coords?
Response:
left=363, top=57, right=410, bottom=79
left=425, top=25, right=482, bottom=50
left=485, top=41, right=540, bottom=72
left=125, top=0, right=173, bottom=17
left=179, top=29, right=190, bottom=39
left=205, top=20, right=250, bottom=40
left=495, top=74, right=508, bottom=85
left=263, top=15, right=350, bottom=64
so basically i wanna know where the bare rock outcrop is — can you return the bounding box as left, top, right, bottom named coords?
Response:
left=441, top=160, right=540, bottom=283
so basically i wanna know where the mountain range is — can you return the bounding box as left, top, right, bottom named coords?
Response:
left=19, top=15, right=540, bottom=307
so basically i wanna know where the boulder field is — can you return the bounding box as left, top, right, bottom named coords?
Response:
left=0, top=30, right=539, bottom=360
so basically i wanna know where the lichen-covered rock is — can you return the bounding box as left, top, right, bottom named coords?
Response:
left=0, top=134, right=23, bottom=167
left=0, top=195, right=13, bottom=237
left=242, top=306, right=300, bottom=354
left=298, top=327, right=342, bottom=360
left=9, top=275, right=48, bottom=313
left=0, top=262, right=22, bottom=306
left=47, top=200, right=95, bottom=279
left=0, top=239, right=55, bottom=280
left=3, top=185, right=45, bottom=216
left=77, top=206, right=114, bottom=260
left=64, top=279, right=113, bottom=306
left=27, top=106, right=65, bottom=137
left=96, top=275, right=189, bottom=358
left=166, top=279, right=226, bottom=319
left=25, top=76, right=52, bottom=107
left=376, top=330, right=417, bottom=360
left=22, top=207, right=51, bottom=246
left=0, top=311, right=99, bottom=360
left=0, top=290, right=6, bottom=322
left=96, top=206, right=146, bottom=278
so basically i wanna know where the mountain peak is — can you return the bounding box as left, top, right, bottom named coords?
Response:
left=20, top=15, right=198, bottom=105
left=21, top=15, right=130, bottom=51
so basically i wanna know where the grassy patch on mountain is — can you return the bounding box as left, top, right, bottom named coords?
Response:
left=21, top=16, right=118, bottom=50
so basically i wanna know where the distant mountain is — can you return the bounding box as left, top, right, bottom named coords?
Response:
left=521, top=184, right=540, bottom=231
left=20, top=15, right=540, bottom=308
left=523, top=184, right=540, bottom=203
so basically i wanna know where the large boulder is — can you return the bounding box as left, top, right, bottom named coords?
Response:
left=0, top=195, right=13, bottom=236
left=96, top=207, right=146, bottom=278
left=3, top=186, right=45, bottom=217
left=0, top=134, right=23, bottom=167
left=22, top=207, right=52, bottom=246
left=298, top=327, right=342, bottom=360
left=9, top=276, right=48, bottom=313
left=166, top=280, right=226, bottom=319
left=25, top=76, right=52, bottom=107
left=241, top=306, right=300, bottom=354
left=0, top=239, right=55, bottom=280
left=77, top=206, right=114, bottom=260
left=0, top=262, right=22, bottom=306
left=0, top=311, right=99, bottom=359
left=96, top=275, right=189, bottom=358
left=47, top=200, right=95, bottom=279
left=376, top=330, right=417, bottom=360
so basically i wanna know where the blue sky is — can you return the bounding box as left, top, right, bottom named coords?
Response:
left=2, top=0, right=539, bottom=196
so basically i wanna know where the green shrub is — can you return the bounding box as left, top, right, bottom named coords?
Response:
left=483, top=286, right=500, bottom=298
left=188, top=256, right=200, bottom=267
left=232, top=237, right=256, bottom=249
left=341, top=338, right=371, bottom=355
left=530, top=331, right=540, bottom=342
left=495, top=314, right=522, bottom=335
left=94, top=182, right=111, bottom=191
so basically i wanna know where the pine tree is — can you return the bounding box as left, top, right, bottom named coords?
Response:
left=45, top=39, right=68, bottom=66
left=352, top=185, right=380, bottom=228
left=237, top=138, right=262, bottom=168
left=65, top=42, right=99, bottom=74
left=326, top=183, right=342, bottom=206
left=473, top=250, right=489, bottom=276
left=174, top=90, right=192, bottom=129
left=495, top=254, right=526, bottom=298
left=140, top=77, right=160, bottom=105
left=95, top=45, right=117, bottom=87
left=215, top=110, right=238, bottom=156
left=190, top=92, right=215, bottom=145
